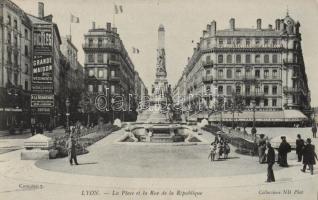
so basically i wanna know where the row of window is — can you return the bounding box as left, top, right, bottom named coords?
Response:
left=213, top=68, right=279, bottom=79
left=88, top=68, right=118, bottom=79
left=7, top=14, right=18, bottom=29
left=87, top=37, right=116, bottom=47
left=216, top=85, right=279, bottom=96
left=7, top=50, right=19, bottom=65
left=87, top=53, right=118, bottom=63
left=217, top=38, right=280, bottom=47
left=88, top=84, right=116, bottom=93
left=215, top=54, right=279, bottom=64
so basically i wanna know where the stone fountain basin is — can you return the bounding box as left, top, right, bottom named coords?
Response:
left=118, top=123, right=203, bottom=143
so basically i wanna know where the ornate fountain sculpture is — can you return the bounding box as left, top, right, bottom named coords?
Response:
left=125, top=25, right=203, bottom=143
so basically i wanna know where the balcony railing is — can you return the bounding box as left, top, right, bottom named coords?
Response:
left=109, top=75, right=120, bottom=82
left=202, top=75, right=213, bottom=83
left=201, top=60, right=214, bottom=68
left=283, top=59, right=298, bottom=65
left=283, top=86, right=301, bottom=94
left=108, top=59, right=121, bottom=66
left=82, top=43, right=121, bottom=51
left=244, top=91, right=265, bottom=98
left=214, top=43, right=283, bottom=49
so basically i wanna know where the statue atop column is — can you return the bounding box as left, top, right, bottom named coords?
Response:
left=156, top=24, right=167, bottom=78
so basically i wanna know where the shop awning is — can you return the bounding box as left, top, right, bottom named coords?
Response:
left=207, top=110, right=308, bottom=122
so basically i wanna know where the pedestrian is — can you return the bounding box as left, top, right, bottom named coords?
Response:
left=31, top=118, right=36, bottom=136
left=301, top=138, right=318, bottom=175
left=296, top=134, right=305, bottom=162
left=208, top=142, right=217, bottom=162
left=278, top=136, right=291, bottom=167
left=312, top=123, right=317, bottom=138
left=258, top=134, right=267, bottom=164
left=214, top=132, right=223, bottom=144
left=67, top=134, right=79, bottom=166
left=224, top=140, right=230, bottom=159
left=266, top=142, right=275, bottom=182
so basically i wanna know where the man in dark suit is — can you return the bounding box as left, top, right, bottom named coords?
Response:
left=296, top=134, right=304, bottom=162
left=312, top=124, right=317, bottom=138
left=301, top=138, right=318, bottom=175
left=266, top=142, right=275, bottom=182
left=258, top=134, right=266, bottom=164
left=67, top=134, right=79, bottom=166
left=278, top=136, right=291, bottom=167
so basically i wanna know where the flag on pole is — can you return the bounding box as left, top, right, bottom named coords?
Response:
left=114, top=4, right=123, bottom=14
left=132, top=47, right=140, bottom=54
left=114, top=5, right=119, bottom=14
left=70, top=14, right=80, bottom=23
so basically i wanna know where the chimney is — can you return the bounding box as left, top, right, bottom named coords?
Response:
left=229, top=18, right=235, bottom=31
left=112, top=27, right=117, bottom=33
left=275, top=19, right=280, bottom=30
left=203, top=30, right=207, bottom=37
left=38, top=2, right=44, bottom=19
left=268, top=24, right=273, bottom=30
left=92, top=21, right=96, bottom=29
left=211, top=20, right=216, bottom=35
left=295, top=22, right=300, bottom=34
left=256, top=19, right=262, bottom=30
left=280, top=19, right=285, bottom=31
left=207, top=24, right=211, bottom=32
left=106, top=22, right=111, bottom=31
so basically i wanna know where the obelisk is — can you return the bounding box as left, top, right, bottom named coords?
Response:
left=152, top=24, right=168, bottom=101
left=156, top=24, right=167, bottom=78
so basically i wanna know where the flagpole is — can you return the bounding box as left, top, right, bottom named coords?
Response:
left=70, top=22, right=72, bottom=41
left=113, top=2, right=115, bottom=26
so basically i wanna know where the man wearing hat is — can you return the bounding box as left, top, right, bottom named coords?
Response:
left=258, top=134, right=267, bottom=164
left=296, top=134, right=305, bottom=162
left=278, top=136, right=291, bottom=167
left=67, top=134, right=79, bottom=165
left=301, top=138, right=318, bottom=175
left=266, top=142, right=275, bottom=182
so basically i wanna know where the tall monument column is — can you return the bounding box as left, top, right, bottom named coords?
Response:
left=156, top=24, right=167, bottom=78
left=152, top=24, right=169, bottom=102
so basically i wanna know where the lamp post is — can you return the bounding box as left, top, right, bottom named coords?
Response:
left=65, top=98, right=70, bottom=134
left=251, top=99, right=257, bottom=140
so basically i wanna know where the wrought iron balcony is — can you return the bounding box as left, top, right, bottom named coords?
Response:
left=201, top=60, right=213, bottom=68
left=283, top=59, right=298, bottom=65
left=82, top=43, right=121, bottom=51
left=109, top=75, right=120, bottom=82
left=202, top=75, right=213, bottom=83
left=283, top=86, right=301, bottom=94
left=108, top=59, right=121, bottom=66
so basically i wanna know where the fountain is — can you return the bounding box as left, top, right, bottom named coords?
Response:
left=118, top=25, right=203, bottom=144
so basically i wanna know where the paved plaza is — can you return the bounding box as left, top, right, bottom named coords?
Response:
left=0, top=127, right=317, bottom=200
left=35, top=129, right=286, bottom=178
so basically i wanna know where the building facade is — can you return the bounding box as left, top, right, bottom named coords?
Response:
left=27, top=2, right=64, bottom=129
left=82, top=22, right=141, bottom=122
left=174, top=14, right=311, bottom=124
left=60, top=36, right=85, bottom=123
left=0, top=0, right=32, bottom=129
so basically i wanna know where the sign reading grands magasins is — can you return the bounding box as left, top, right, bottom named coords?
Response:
left=31, top=24, right=54, bottom=115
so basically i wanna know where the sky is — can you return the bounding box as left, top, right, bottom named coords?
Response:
left=14, top=0, right=318, bottom=106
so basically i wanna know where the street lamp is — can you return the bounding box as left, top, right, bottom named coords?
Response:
left=65, top=98, right=70, bottom=134
left=251, top=99, right=257, bottom=139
